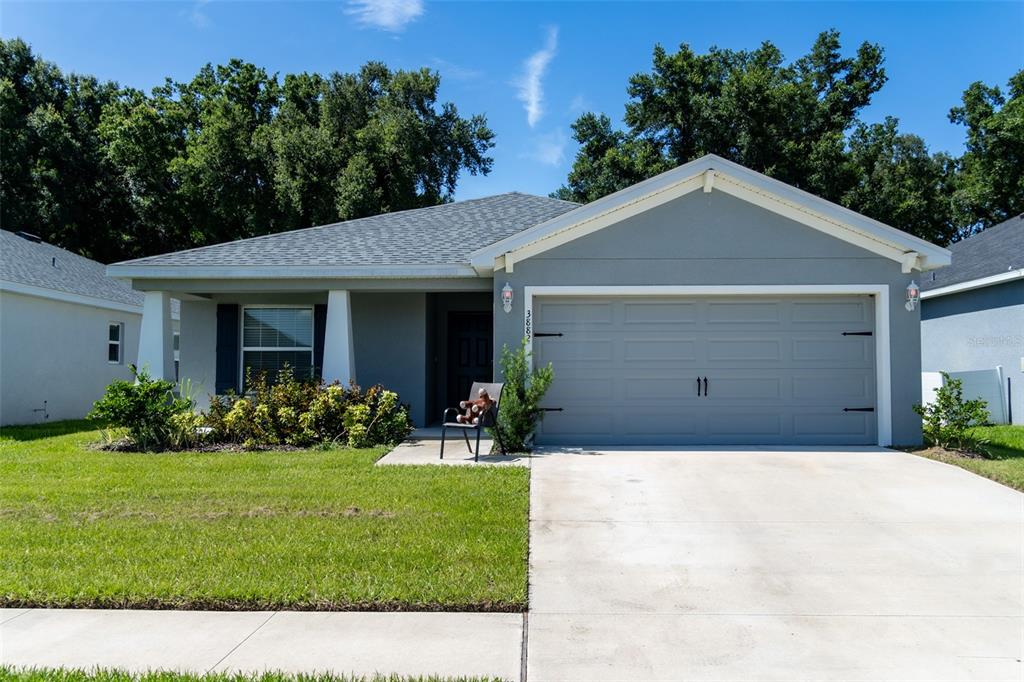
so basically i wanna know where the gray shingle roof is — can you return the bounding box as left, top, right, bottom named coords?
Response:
left=921, top=215, right=1024, bottom=290
left=1, top=230, right=145, bottom=307
left=115, top=192, right=579, bottom=269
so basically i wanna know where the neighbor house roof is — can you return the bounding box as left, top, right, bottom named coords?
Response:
left=0, top=230, right=146, bottom=311
left=920, top=215, right=1024, bottom=298
left=108, top=193, right=579, bottom=279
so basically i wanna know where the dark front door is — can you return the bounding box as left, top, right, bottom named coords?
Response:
left=446, top=312, right=493, bottom=410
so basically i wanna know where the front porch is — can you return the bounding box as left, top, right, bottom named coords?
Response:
left=136, top=284, right=496, bottom=427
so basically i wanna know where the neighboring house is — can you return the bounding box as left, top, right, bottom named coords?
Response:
left=107, top=155, right=951, bottom=446
left=920, top=215, right=1024, bottom=425
left=0, top=230, right=180, bottom=426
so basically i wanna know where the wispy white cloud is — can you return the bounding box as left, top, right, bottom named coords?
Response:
left=188, top=0, right=211, bottom=29
left=522, top=130, right=568, bottom=167
left=345, top=0, right=424, bottom=32
left=430, top=57, right=482, bottom=82
left=515, top=26, right=558, bottom=128
left=567, top=94, right=591, bottom=115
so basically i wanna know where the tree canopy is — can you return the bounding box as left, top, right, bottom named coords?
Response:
left=1, top=39, right=494, bottom=262
left=555, top=31, right=1022, bottom=244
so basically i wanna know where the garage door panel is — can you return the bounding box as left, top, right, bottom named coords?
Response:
left=545, top=376, right=616, bottom=403
left=623, top=301, right=698, bottom=324
left=624, top=339, right=697, bottom=362
left=791, top=337, right=872, bottom=364
left=706, top=412, right=783, bottom=437
left=536, top=301, right=613, bottom=325
left=707, top=338, right=781, bottom=362
left=702, top=376, right=782, bottom=400
left=537, top=339, right=614, bottom=364
left=706, top=301, right=782, bottom=324
left=794, top=412, right=873, bottom=438
left=534, top=295, right=877, bottom=445
left=792, top=373, right=873, bottom=402
left=791, top=300, right=871, bottom=325
left=623, top=412, right=699, bottom=436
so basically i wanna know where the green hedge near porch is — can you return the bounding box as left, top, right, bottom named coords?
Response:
left=0, top=422, right=529, bottom=611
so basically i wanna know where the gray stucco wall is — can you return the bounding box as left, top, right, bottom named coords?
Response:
left=921, top=280, right=1024, bottom=424
left=177, top=292, right=430, bottom=426
left=352, top=292, right=428, bottom=426
left=493, top=190, right=925, bottom=445
left=0, top=291, right=142, bottom=425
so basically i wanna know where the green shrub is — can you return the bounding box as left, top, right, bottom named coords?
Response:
left=914, top=372, right=990, bottom=452
left=342, top=387, right=411, bottom=448
left=89, top=365, right=190, bottom=450
left=168, top=410, right=208, bottom=450
left=492, top=338, right=554, bottom=452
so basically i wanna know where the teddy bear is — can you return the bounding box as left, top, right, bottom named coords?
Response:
left=457, top=388, right=494, bottom=426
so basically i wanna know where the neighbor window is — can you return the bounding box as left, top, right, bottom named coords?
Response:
left=241, top=307, right=314, bottom=389
left=108, top=322, right=124, bottom=364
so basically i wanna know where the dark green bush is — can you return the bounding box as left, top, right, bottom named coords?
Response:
left=89, top=365, right=191, bottom=450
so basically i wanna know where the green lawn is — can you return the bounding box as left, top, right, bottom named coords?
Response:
left=0, top=421, right=529, bottom=611
left=914, top=425, right=1024, bottom=491
left=0, top=668, right=497, bottom=682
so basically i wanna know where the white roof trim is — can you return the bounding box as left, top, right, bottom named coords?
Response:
left=0, top=280, right=154, bottom=316
left=107, top=263, right=481, bottom=280
left=470, top=154, right=951, bottom=272
left=920, top=269, right=1024, bottom=299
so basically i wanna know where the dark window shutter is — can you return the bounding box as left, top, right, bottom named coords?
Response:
left=215, top=304, right=240, bottom=394
left=313, top=304, right=327, bottom=380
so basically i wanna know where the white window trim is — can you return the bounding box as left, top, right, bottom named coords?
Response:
left=107, top=322, right=125, bottom=365
left=522, top=284, right=892, bottom=447
left=239, top=304, right=316, bottom=390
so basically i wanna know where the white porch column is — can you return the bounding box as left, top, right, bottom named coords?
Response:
left=322, top=290, right=356, bottom=385
left=137, top=290, right=175, bottom=381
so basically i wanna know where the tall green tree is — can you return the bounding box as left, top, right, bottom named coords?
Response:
left=557, top=31, right=887, bottom=205
left=0, top=38, right=134, bottom=261
left=266, top=63, right=494, bottom=230
left=1, top=40, right=495, bottom=261
left=949, top=70, right=1024, bottom=233
left=554, top=31, right=971, bottom=244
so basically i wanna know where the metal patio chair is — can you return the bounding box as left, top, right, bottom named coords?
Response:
left=440, top=381, right=506, bottom=461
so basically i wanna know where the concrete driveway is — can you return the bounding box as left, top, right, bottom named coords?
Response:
left=527, top=447, right=1023, bottom=681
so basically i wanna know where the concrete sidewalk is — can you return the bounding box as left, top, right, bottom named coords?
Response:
left=0, top=608, right=523, bottom=679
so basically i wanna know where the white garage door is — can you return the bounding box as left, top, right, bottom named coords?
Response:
left=533, top=295, right=877, bottom=445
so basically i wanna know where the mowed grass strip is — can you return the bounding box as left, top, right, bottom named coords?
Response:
left=913, top=424, right=1024, bottom=491
left=0, top=421, right=529, bottom=611
left=0, top=667, right=500, bottom=682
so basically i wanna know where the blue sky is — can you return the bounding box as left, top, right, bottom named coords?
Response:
left=3, top=1, right=1022, bottom=200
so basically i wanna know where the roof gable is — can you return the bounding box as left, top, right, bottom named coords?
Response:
left=470, top=155, right=951, bottom=274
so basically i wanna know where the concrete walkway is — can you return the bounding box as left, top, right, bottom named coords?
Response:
left=1, top=609, right=523, bottom=679
left=376, top=427, right=529, bottom=466
left=526, top=447, right=1024, bottom=681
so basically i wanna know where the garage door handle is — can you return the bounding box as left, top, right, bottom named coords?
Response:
left=843, top=407, right=875, bottom=412
left=703, top=377, right=708, bottom=396
left=696, top=377, right=702, bottom=396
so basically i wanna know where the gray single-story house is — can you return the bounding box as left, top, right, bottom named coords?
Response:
left=0, top=230, right=180, bottom=425
left=921, top=215, right=1023, bottom=424
left=107, top=155, right=951, bottom=446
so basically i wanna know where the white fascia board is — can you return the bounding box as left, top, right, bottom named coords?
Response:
left=920, top=269, right=1024, bottom=299
left=0, top=280, right=144, bottom=315
left=106, top=263, right=482, bottom=280
left=471, top=153, right=952, bottom=272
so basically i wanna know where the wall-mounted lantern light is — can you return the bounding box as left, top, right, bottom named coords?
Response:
left=501, top=283, right=514, bottom=313
left=905, top=280, right=920, bottom=311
